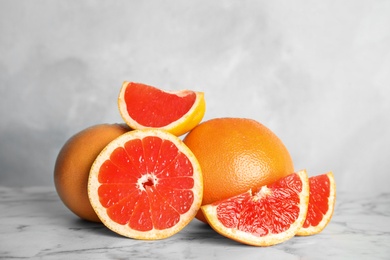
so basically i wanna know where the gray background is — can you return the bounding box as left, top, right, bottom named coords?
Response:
left=1, top=0, right=389, bottom=192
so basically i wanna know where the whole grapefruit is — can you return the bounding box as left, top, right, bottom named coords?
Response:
left=183, top=117, right=294, bottom=222
left=54, top=123, right=130, bottom=222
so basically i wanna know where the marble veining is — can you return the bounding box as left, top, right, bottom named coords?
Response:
left=0, top=187, right=389, bottom=259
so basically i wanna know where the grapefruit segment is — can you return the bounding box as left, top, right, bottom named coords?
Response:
left=201, top=170, right=309, bottom=246
left=296, top=171, right=336, bottom=236
left=118, top=82, right=205, bottom=136
left=88, top=129, right=203, bottom=240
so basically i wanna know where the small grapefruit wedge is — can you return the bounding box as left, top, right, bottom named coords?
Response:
left=88, top=129, right=203, bottom=240
left=201, top=170, right=309, bottom=246
left=296, top=171, right=336, bottom=236
left=118, top=82, right=205, bottom=136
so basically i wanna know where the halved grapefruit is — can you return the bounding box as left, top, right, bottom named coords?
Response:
left=118, top=82, right=205, bottom=136
left=201, top=170, right=309, bottom=246
left=296, top=171, right=336, bottom=236
left=88, top=129, right=203, bottom=240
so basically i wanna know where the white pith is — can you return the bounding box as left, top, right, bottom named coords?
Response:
left=253, top=186, right=272, bottom=201
left=137, top=173, right=159, bottom=191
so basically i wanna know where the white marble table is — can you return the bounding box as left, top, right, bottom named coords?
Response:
left=1, top=186, right=389, bottom=259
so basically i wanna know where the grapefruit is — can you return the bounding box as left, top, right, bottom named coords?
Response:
left=202, top=170, right=309, bottom=246
left=297, top=171, right=336, bottom=236
left=88, top=129, right=203, bottom=239
left=118, top=82, right=205, bottom=136
left=54, top=123, right=130, bottom=222
left=183, top=117, right=294, bottom=222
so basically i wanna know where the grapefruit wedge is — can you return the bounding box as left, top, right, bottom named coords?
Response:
left=118, top=82, right=205, bottom=136
left=296, top=171, right=336, bottom=236
left=88, top=129, right=203, bottom=240
left=201, top=170, right=309, bottom=246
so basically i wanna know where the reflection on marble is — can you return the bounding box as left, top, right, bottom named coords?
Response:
left=1, top=186, right=389, bottom=259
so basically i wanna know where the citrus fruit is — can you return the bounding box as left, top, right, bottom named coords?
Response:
left=201, top=170, right=309, bottom=246
left=183, top=117, right=294, bottom=222
left=88, top=129, right=203, bottom=240
left=54, top=123, right=131, bottom=222
left=296, top=171, right=336, bottom=236
left=118, top=81, right=205, bottom=136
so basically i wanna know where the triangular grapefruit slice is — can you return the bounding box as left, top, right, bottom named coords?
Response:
left=201, top=170, right=309, bottom=246
left=296, top=171, right=336, bottom=236
left=118, top=82, right=205, bottom=136
left=88, top=129, right=203, bottom=240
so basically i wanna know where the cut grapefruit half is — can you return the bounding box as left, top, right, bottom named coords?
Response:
left=296, top=171, right=336, bottom=236
left=88, top=129, right=203, bottom=240
left=118, top=82, right=206, bottom=136
left=201, top=170, right=309, bottom=246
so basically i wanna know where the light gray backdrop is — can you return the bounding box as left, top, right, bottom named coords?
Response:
left=1, top=0, right=389, bottom=192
